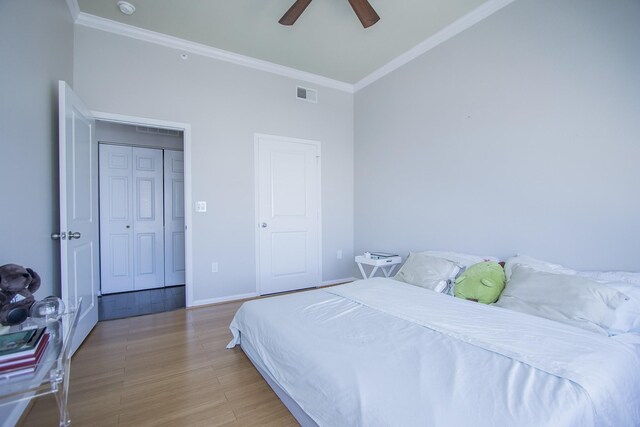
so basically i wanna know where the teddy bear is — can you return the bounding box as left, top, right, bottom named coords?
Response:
left=454, top=261, right=506, bottom=304
left=0, top=264, right=41, bottom=326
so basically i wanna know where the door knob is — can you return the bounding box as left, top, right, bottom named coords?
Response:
left=68, top=231, right=82, bottom=240
left=51, top=232, right=67, bottom=240
left=260, top=223, right=268, bottom=228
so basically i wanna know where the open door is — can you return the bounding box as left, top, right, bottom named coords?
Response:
left=57, top=81, right=99, bottom=355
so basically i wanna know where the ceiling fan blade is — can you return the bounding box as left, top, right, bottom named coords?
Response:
left=279, top=0, right=312, bottom=26
left=347, top=0, right=380, bottom=28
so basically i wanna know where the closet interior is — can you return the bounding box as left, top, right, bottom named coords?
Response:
left=96, top=121, right=186, bottom=320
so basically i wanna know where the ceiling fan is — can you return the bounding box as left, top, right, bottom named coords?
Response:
left=279, top=0, right=380, bottom=28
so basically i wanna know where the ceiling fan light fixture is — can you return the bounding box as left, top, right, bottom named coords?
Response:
left=117, top=1, right=136, bottom=16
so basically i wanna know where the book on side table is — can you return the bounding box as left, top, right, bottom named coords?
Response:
left=369, top=252, right=399, bottom=259
left=0, top=327, right=49, bottom=378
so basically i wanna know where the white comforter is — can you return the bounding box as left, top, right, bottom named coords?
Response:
left=228, top=278, right=640, bottom=427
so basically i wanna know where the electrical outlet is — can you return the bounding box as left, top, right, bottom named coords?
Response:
left=196, top=201, right=207, bottom=212
left=337, top=250, right=343, bottom=260
left=211, top=262, right=218, bottom=273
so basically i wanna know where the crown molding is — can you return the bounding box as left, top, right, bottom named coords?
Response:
left=71, top=0, right=514, bottom=94
left=353, top=0, right=516, bottom=91
left=75, top=13, right=355, bottom=93
left=65, top=0, right=80, bottom=21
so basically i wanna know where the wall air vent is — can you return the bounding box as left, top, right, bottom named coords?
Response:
left=296, top=86, right=318, bottom=103
left=136, top=126, right=181, bottom=137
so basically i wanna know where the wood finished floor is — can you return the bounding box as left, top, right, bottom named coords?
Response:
left=20, top=300, right=299, bottom=427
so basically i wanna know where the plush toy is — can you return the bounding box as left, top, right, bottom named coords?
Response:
left=454, top=261, right=505, bottom=304
left=0, top=264, right=41, bottom=325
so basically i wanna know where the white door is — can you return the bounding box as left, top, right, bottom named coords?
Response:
left=58, top=81, right=99, bottom=354
left=164, top=150, right=186, bottom=286
left=99, top=144, right=134, bottom=293
left=256, top=135, right=321, bottom=295
left=132, top=147, right=165, bottom=290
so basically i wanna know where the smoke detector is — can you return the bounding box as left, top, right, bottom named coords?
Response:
left=117, top=1, right=136, bottom=15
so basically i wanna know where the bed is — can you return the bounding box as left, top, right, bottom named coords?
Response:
left=227, top=276, right=640, bottom=426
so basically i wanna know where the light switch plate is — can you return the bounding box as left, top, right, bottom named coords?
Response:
left=196, top=201, right=207, bottom=212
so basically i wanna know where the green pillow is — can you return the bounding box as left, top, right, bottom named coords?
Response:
left=454, top=261, right=506, bottom=304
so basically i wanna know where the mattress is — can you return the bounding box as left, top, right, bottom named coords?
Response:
left=227, top=278, right=640, bottom=426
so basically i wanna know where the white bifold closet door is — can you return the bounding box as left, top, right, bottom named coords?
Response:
left=99, top=144, right=165, bottom=293
left=163, top=150, right=185, bottom=286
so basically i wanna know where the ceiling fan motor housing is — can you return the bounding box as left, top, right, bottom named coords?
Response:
left=279, top=0, right=380, bottom=28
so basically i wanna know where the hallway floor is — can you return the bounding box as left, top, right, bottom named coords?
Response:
left=99, top=285, right=186, bottom=321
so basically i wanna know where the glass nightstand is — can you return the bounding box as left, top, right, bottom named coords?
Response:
left=0, top=298, right=81, bottom=427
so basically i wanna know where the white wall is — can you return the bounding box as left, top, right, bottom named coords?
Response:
left=74, top=26, right=355, bottom=303
left=0, top=0, right=74, bottom=298
left=354, top=0, right=640, bottom=271
left=0, top=1, right=74, bottom=424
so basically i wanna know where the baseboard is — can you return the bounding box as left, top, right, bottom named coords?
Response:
left=189, top=279, right=357, bottom=308
left=189, top=292, right=258, bottom=308
left=320, top=277, right=358, bottom=287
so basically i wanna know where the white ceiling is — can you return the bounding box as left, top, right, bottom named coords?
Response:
left=76, top=0, right=491, bottom=84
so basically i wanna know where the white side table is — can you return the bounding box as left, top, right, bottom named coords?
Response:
left=355, top=255, right=402, bottom=279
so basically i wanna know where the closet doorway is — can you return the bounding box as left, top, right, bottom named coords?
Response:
left=97, top=121, right=186, bottom=320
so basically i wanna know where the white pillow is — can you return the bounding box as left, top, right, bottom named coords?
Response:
left=419, top=251, right=499, bottom=268
left=575, top=271, right=640, bottom=334
left=578, top=270, right=640, bottom=287
left=599, top=282, right=640, bottom=335
left=494, top=265, right=628, bottom=335
left=504, top=254, right=576, bottom=281
left=394, top=253, right=460, bottom=293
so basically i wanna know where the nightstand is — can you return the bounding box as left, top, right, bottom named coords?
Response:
left=355, top=255, right=402, bottom=279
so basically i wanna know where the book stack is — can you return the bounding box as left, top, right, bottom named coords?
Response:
left=0, top=328, right=49, bottom=379
left=369, top=252, right=399, bottom=260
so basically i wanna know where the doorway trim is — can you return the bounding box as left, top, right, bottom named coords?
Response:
left=253, top=133, right=323, bottom=295
left=92, top=111, right=194, bottom=307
